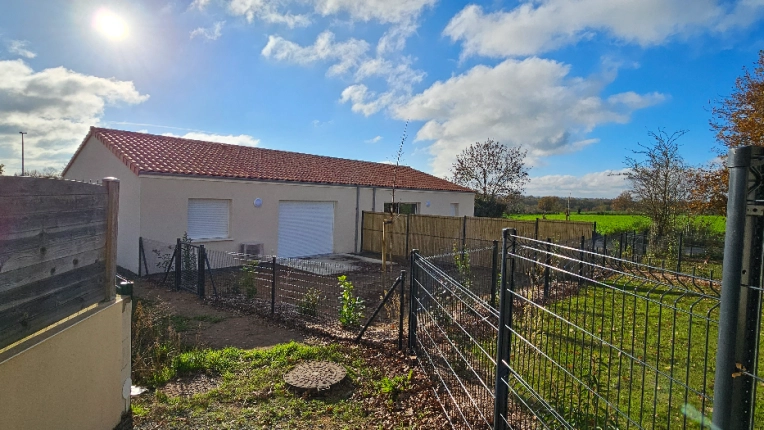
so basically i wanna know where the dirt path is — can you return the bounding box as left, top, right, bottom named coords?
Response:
left=134, top=280, right=304, bottom=349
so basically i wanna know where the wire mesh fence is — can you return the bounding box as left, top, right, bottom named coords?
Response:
left=137, top=237, right=407, bottom=340
left=411, top=254, right=499, bottom=429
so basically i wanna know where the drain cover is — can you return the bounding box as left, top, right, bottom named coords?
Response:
left=284, top=361, right=347, bottom=391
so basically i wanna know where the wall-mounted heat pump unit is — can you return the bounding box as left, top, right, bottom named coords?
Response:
left=240, top=242, right=264, bottom=257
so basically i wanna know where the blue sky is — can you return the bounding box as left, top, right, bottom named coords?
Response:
left=1, top=0, right=762, bottom=197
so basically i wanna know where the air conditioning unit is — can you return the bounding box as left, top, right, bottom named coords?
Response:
left=240, top=242, right=264, bottom=257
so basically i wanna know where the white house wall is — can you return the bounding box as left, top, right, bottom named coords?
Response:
left=62, top=136, right=141, bottom=273
left=139, top=175, right=474, bottom=256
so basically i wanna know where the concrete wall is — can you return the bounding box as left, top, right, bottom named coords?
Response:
left=63, top=136, right=142, bottom=273
left=139, top=175, right=474, bottom=255
left=0, top=298, right=132, bottom=430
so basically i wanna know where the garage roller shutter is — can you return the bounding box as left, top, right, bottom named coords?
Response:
left=278, top=201, right=334, bottom=257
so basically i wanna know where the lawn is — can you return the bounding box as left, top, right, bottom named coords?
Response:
left=131, top=341, right=445, bottom=429
left=506, top=213, right=726, bottom=236
left=504, top=271, right=762, bottom=428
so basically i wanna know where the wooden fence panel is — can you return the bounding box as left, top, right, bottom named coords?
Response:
left=0, top=177, right=116, bottom=350
left=361, top=211, right=595, bottom=258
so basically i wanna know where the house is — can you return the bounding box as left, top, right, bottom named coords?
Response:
left=62, top=127, right=475, bottom=273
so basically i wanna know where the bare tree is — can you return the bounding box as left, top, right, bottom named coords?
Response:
left=624, top=129, right=690, bottom=237
left=611, top=191, right=635, bottom=213
left=451, top=139, right=529, bottom=217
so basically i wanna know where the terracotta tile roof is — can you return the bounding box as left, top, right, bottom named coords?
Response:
left=66, top=127, right=473, bottom=193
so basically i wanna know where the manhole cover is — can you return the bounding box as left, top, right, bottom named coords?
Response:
left=284, top=361, right=347, bottom=391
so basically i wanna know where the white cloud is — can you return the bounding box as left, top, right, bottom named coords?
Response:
left=190, top=21, right=225, bottom=40
left=526, top=169, right=630, bottom=198
left=444, top=1, right=763, bottom=58
left=365, top=135, right=382, bottom=143
left=0, top=60, right=148, bottom=173
left=393, top=57, right=666, bottom=177
left=313, top=0, right=436, bottom=24
left=7, top=40, right=36, bottom=59
left=189, top=0, right=211, bottom=11
left=227, top=0, right=311, bottom=27
left=262, top=31, right=369, bottom=75
left=162, top=131, right=260, bottom=146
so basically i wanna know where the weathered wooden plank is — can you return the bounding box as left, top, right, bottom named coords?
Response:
left=0, top=269, right=104, bottom=350
left=0, top=176, right=106, bottom=196
left=0, top=223, right=105, bottom=256
left=0, top=247, right=105, bottom=294
left=0, top=193, right=107, bottom=217
left=0, top=207, right=107, bottom=236
left=0, top=229, right=105, bottom=274
left=0, top=262, right=105, bottom=312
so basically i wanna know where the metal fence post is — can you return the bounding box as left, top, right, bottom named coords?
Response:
left=677, top=231, right=683, bottom=272
left=578, top=235, right=584, bottom=288
left=399, top=269, right=406, bottom=351
left=198, top=245, right=205, bottom=298
left=494, top=228, right=515, bottom=430
left=490, top=240, right=499, bottom=308
left=713, top=146, right=763, bottom=430
left=408, top=249, right=419, bottom=353
left=138, top=236, right=143, bottom=277
left=543, top=238, right=551, bottom=301
left=271, top=256, right=277, bottom=314
left=534, top=218, right=539, bottom=240
left=175, top=238, right=181, bottom=291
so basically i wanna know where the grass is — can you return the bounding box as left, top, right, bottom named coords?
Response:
left=506, top=213, right=726, bottom=236
left=131, top=341, right=433, bottom=429
left=505, top=273, right=763, bottom=428
left=170, top=315, right=227, bottom=333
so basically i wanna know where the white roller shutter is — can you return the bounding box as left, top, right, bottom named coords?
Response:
left=188, top=199, right=230, bottom=240
left=278, top=201, right=334, bottom=257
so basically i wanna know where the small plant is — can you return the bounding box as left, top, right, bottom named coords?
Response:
left=239, top=260, right=260, bottom=298
left=299, top=287, right=321, bottom=317
left=338, top=275, right=364, bottom=328
left=452, top=242, right=472, bottom=289
left=131, top=300, right=185, bottom=387
left=180, top=232, right=196, bottom=272
left=376, top=370, right=413, bottom=401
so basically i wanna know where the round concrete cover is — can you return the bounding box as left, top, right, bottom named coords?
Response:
left=284, top=361, right=347, bottom=391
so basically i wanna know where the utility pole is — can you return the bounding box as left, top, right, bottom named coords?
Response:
left=19, top=132, right=27, bottom=175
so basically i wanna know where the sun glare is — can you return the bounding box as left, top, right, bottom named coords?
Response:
left=93, top=8, right=128, bottom=41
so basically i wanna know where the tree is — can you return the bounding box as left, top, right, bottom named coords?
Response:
left=711, top=50, right=764, bottom=149
left=624, top=129, right=691, bottom=237
left=537, top=196, right=562, bottom=214
left=611, top=191, right=635, bottom=213
left=0, top=164, right=4, bottom=175
left=451, top=139, right=529, bottom=217
left=692, top=51, right=764, bottom=213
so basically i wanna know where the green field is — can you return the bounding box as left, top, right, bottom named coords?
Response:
left=506, top=213, right=726, bottom=236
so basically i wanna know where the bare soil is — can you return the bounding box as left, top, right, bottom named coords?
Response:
left=134, top=279, right=304, bottom=349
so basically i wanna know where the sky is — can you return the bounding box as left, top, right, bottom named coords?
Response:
left=0, top=0, right=762, bottom=197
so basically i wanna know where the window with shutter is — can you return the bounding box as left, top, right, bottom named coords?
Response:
left=187, top=199, right=230, bottom=240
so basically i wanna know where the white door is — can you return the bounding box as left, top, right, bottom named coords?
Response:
left=278, top=201, right=335, bottom=257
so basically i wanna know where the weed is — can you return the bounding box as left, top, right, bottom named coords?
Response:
left=131, top=300, right=185, bottom=387
left=298, top=287, right=321, bottom=317
left=239, top=260, right=260, bottom=299
left=338, top=275, right=365, bottom=329
left=376, top=370, right=413, bottom=401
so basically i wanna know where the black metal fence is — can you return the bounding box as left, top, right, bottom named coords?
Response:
left=137, top=237, right=406, bottom=341
left=408, top=219, right=763, bottom=428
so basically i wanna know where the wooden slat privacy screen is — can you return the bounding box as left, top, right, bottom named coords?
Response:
left=361, top=211, right=595, bottom=259
left=0, top=177, right=119, bottom=350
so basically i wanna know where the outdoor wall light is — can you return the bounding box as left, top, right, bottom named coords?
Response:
left=426, top=201, right=431, bottom=207
left=254, top=198, right=263, bottom=208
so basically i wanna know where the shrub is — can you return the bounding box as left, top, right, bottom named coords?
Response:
left=338, top=275, right=364, bottom=328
